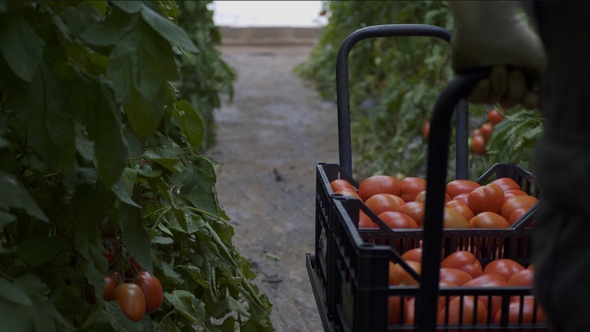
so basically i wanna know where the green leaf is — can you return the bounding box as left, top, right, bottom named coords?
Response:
left=180, top=265, right=209, bottom=289
left=164, top=290, right=205, bottom=323
left=119, top=203, right=153, bottom=274
left=151, top=236, right=173, bottom=245
left=112, top=167, right=140, bottom=208
left=0, top=298, right=35, bottom=331
left=61, top=2, right=102, bottom=39
left=73, top=183, right=110, bottom=233
left=0, top=13, right=44, bottom=82
left=80, top=6, right=138, bottom=47
left=175, top=100, right=204, bottom=149
left=0, top=277, right=32, bottom=306
left=75, top=229, right=108, bottom=290
left=13, top=274, right=64, bottom=332
left=0, top=210, right=16, bottom=227
left=17, top=236, right=66, bottom=265
left=105, top=301, right=151, bottom=331
left=0, top=172, right=48, bottom=222
left=111, top=0, right=144, bottom=14
left=140, top=6, right=198, bottom=53
left=171, top=158, right=219, bottom=217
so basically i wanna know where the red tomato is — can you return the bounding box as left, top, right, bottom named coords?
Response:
left=488, top=109, right=503, bottom=125
left=389, top=195, right=406, bottom=206
left=389, top=261, right=421, bottom=286
left=405, top=281, right=455, bottom=324
left=439, top=267, right=473, bottom=286
left=400, top=177, right=427, bottom=202
left=414, top=190, right=451, bottom=204
left=446, top=180, right=480, bottom=199
left=437, top=296, right=488, bottom=325
left=441, top=251, right=483, bottom=278
left=330, top=179, right=355, bottom=193
left=423, top=120, right=430, bottom=140
left=494, top=297, right=546, bottom=325
left=358, top=211, right=378, bottom=228
left=453, top=193, right=470, bottom=205
left=445, top=200, right=475, bottom=222
left=443, top=207, right=470, bottom=228
left=463, top=273, right=507, bottom=318
left=501, top=196, right=538, bottom=221
left=364, top=193, right=400, bottom=215
left=388, top=296, right=404, bottom=324
left=472, top=133, right=486, bottom=155
left=507, top=269, right=534, bottom=287
left=378, top=211, right=419, bottom=229
left=401, top=248, right=422, bottom=263
left=112, top=283, right=146, bottom=322
left=480, top=122, right=494, bottom=140
left=468, top=183, right=504, bottom=215
left=469, top=211, right=510, bottom=228
left=358, top=175, right=401, bottom=201
left=398, top=202, right=425, bottom=227
left=483, top=259, right=525, bottom=281
left=508, top=208, right=529, bottom=225
left=334, top=188, right=361, bottom=199
left=491, top=177, right=521, bottom=192
left=103, top=273, right=119, bottom=301
left=134, top=271, right=164, bottom=314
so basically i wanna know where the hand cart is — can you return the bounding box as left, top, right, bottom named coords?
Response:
left=306, top=24, right=546, bottom=332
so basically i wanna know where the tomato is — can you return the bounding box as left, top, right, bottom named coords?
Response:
left=494, top=297, right=546, bottom=326
left=400, top=177, right=426, bottom=202
left=446, top=180, right=480, bottom=199
left=441, top=251, right=483, bottom=278
left=472, top=133, right=486, bottom=155
left=358, top=175, right=401, bottom=201
left=378, top=211, right=419, bottom=229
left=488, top=108, right=503, bottom=125
left=469, top=211, right=510, bottom=228
left=358, top=211, right=378, bottom=228
left=483, top=259, right=525, bottom=281
left=390, top=195, right=406, bottom=206
left=507, top=269, right=534, bottom=287
left=437, top=296, right=488, bottom=326
left=334, top=188, right=361, bottom=199
left=134, top=271, right=164, bottom=314
left=423, top=120, right=430, bottom=140
left=508, top=208, right=528, bottom=225
left=112, top=283, right=146, bottom=322
left=468, top=183, right=504, bottom=215
left=414, top=190, right=451, bottom=204
left=501, top=196, right=538, bottom=221
left=330, top=179, right=355, bottom=193
left=388, top=296, right=404, bottom=324
left=405, top=281, right=455, bottom=324
left=443, top=207, right=470, bottom=228
left=398, top=202, right=425, bottom=227
left=463, top=273, right=507, bottom=318
left=103, top=273, right=119, bottom=301
left=364, top=193, right=400, bottom=215
left=491, top=177, right=521, bottom=192
left=401, top=248, right=422, bottom=263
left=480, top=122, right=494, bottom=140
left=452, top=193, right=470, bottom=205
left=503, top=189, right=528, bottom=202
left=439, top=267, right=473, bottom=286
left=389, top=261, right=421, bottom=286
left=445, top=200, right=475, bottom=222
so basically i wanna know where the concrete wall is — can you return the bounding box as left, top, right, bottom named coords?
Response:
left=219, top=27, right=322, bottom=46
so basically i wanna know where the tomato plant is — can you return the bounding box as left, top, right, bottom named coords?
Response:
left=112, top=283, right=146, bottom=323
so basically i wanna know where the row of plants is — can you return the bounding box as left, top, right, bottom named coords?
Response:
left=296, top=1, right=543, bottom=181
left=0, top=1, right=272, bottom=331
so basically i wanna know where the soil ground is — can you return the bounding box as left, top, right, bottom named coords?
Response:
left=207, top=45, right=338, bottom=331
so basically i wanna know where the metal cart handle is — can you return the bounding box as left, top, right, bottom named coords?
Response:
left=417, top=68, right=491, bottom=332
left=336, top=24, right=470, bottom=179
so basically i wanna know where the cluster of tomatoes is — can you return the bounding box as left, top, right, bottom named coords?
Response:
left=388, top=249, right=544, bottom=326
left=330, top=172, right=538, bottom=230
left=472, top=108, right=504, bottom=155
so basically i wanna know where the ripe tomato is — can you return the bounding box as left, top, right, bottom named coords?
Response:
left=443, top=207, right=470, bottom=228
left=334, top=188, right=361, bottom=199
left=358, top=211, right=378, bottom=228
left=364, top=193, right=400, bottom=215
left=330, top=179, right=355, bottom=193
left=483, top=259, right=525, bottom=281
left=469, top=211, right=510, bottom=228
left=480, top=122, right=494, bottom=140
left=472, top=133, right=486, bottom=155
left=405, top=281, right=455, bottom=324
left=389, top=260, right=421, bottom=286
left=468, top=183, right=504, bottom=215
left=463, top=273, right=507, bottom=318
left=414, top=190, right=451, bottom=204
left=103, top=273, right=119, bottom=301
left=378, top=211, right=419, bottom=229
left=491, top=177, right=521, bottom=192
left=401, top=248, right=422, bottom=263
left=507, top=269, right=534, bottom=287
left=494, top=296, right=546, bottom=325
left=501, top=196, right=538, bottom=221
left=439, top=267, right=473, bottom=286
left=488, top=108, right=503, bottom=125
left=398, top=202, right=425, bottom=227
left=446, top=180, right=480, bottom=199
left=112, top=283, right=146, bottom=322
left=508, top=208, right=528, bottom=225
left=437, top=296, right=488, bottom=326
left=423, top=120, right=430, bottom=140
left=441, top=251, right=483, bottom=278
left=453, top=193, right=470, bottom=205
left=358, top=175, right=401, bottom=201
left=400, top=177, right=426, bottom=202
left=503, top=189, right=528, bottom=202
left=134, top=271, right=164, bottom=314
left=445, top=200, right=475, bottom=222
left=388, top=296, right=404, bottom=324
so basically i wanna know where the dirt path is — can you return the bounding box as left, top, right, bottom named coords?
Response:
left=207, top=45, right=338, bottom=331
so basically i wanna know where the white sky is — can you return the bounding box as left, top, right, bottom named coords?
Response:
left=211, top=1, right=327, bottom=27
